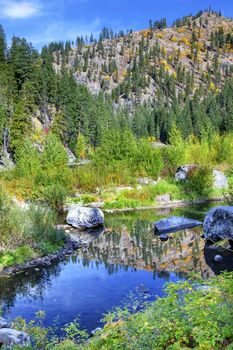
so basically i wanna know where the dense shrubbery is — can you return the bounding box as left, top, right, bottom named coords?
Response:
left=9, top=273, right=233, bottom=350
left=1, top=128, right=233, bottom=210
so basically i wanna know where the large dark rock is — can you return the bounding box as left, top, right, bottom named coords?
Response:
left=154, top=216, right=202, bottom=234
left=67, top=206, right=104, bottom=229
left=0, top=329, right=30, bottom=348
left=204, top=206, right=233, bottom=241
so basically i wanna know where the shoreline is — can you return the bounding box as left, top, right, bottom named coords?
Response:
left=0, top=198, right=223, bottom=276
left=0, top=240, right=81, bottom=277
left=103, top=197, right=224, bottom=213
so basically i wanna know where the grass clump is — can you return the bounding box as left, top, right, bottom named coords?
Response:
left=0, top=187, right=65, bottom=270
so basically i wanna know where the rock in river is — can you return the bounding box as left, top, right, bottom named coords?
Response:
left=0, top=329, right=30, bottom=348
left=204, top=206, right=233, bottom=241
left=154, top=216, right=203, bottom=234
left=67, top=205, right=104, bottom=229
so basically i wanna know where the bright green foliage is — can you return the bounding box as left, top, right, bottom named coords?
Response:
left=132, top=139, right=164, bottom=178
left=76, top=134, right=87, bottom=160
left=13, top=133, right=72, bottom=209
left=41, top=133, right=72, bottom=209
left=16, top=139, right=41, bottom=179
left=163, top=123, right=186, bottom=173
left=182, top=166, right=214, bottom=198
left=95, top=129, right=137, bottom=164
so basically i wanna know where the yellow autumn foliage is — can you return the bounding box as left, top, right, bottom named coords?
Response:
left=181, top=37, right=190, bottom=46
left=157, top=33, right=164, bottom=39
left=170, top=36, right=178, bottom=42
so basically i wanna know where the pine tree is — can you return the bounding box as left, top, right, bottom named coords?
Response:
left=0, top=25, right=7, bottom=63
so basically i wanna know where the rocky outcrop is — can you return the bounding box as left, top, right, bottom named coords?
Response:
left=0, top=328, right=30, bottom=348
left=204, top=206, right=233, bottom=241
left=66, top=206, right=104, bottom=229
left=154, top=216, right=203, bottom=233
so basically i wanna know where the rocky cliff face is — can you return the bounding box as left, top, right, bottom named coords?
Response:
left=54, top=11, right=233, bottom=107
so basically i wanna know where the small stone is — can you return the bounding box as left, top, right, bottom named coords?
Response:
left=34, top=268, right=40, bottom=272
left=214, top=255, right=223, bottom=262
left=91, top=327, right=102, bottom=336
left=160, top=234, right=169, bottom=242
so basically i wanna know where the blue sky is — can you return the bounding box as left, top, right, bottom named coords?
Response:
left=0, top=0, right=232, bottom=49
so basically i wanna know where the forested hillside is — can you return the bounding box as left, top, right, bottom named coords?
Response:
left=0, top=8, right=233, bottom=156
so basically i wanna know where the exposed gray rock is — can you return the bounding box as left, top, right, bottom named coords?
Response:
left=150, top=142, right=167, bottom=149
left=0, top=318, right=8, bottom=329
left=67, top=206, right=104, bottom=229
left=204, top=206, right=233, bottom=241
left=137, top=177, right=159, bottom=186
left=76, top=159, right=92, bottom=166
left=213, top=170, right=228, bottom=189
left=0, top=329, right=30, bottom=348
left=66, top=147, right=76, bottom=166
left=0, top=155, right=15, bottom=171
left=175, top=165, right=197, bottom=181
left=154, top=216, right=203, bottom=233
left=156, top=194, right=170, bottom=202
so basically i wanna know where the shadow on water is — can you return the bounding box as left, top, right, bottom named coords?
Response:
left=0, top=202, right=232, bottom=332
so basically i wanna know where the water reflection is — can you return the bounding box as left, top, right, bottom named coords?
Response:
left=0, top=203, right=232, bottom=331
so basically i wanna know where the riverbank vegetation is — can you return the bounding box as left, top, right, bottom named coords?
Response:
left=0, top=187, right=65, bottom=271
left=1, top=127, right=233, bottom=211
left=9, top=272, right=233, bottom=350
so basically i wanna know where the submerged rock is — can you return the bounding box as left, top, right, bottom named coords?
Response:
left=67, top=206, right=104, bottom=229
left=91, top=327, right=102, bottom=336
left=0, top=328, right=30, bottom=348
left=204, top=206, right=233, bottom=241
left=160, top=234, right=169, bottom=241
left=214, top=255, right=223, bottom=262
left=154, top=216, right=202, bottom=234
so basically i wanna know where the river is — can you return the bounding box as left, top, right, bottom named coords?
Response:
left=0, top=203, right=232, bottom=333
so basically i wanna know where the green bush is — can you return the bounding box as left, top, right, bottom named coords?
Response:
left=183, top=166, right=213, bottom=198
left=131, top=139, right=164, bottom=178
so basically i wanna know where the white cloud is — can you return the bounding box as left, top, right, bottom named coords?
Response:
left=0, top=1, right=41, bottom=19
left=28, top=18, right=101, bottom=47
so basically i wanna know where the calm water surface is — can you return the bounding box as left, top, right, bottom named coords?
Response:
left=1, top=203, right=232, bottom=332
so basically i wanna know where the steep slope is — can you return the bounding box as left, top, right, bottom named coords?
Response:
left=54, top=11, right=233, bottom=107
